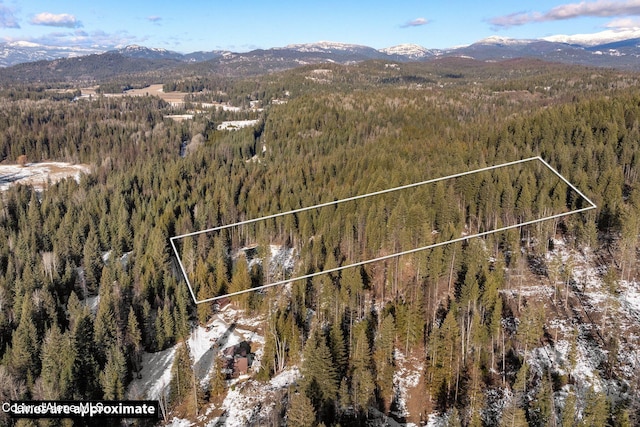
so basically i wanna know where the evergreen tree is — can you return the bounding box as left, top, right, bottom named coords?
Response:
left=82, top=227, right=102, bottom=294
left=529, top=372, right=555, bottom=427
left=582, top=386, right=609, bottom=427
left=209, top=355, right=227, bottom=400
left=229, top=255, right=251, bottom=309
left=373, top=313, right=395, bottom=412
left=169, top=342, right=197, bottom=413
left=500, top=401, right=528, bottom=427
left=40, top=324, right=76, bottom=399
left=286, top=391, right=316, bottom=427
left=561, top=389, right=578, bottom=427
left=350, top=320, right=375, bottom=414
left=100, top=344, right=126, bottom=400
left=446, top=407, right=463, bottom=427
left=301, top=328, right=338, bottom=417
left=125, top=307, right=142, bottom=377
left=328, top=320, right=347, bottom=378
left=72, top=312, right=100, bottom=399
left=10, top=298, right=41, bottom=385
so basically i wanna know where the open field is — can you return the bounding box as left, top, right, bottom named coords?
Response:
left=80, top=84, right=188, bottom=105
left=0, top=162, right=91, bottom=192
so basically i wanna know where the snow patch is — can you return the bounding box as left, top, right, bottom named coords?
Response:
left=206, top=368, right=300, bottom=426
left=128, top=311, right=264, bottom=401
left=128, top=346, right=176, bottom=400
left=217, top=120, right=259, bottom=130
left=0, top=162, right=91, bottom=192
left=392, top=350, right=423, bottom=419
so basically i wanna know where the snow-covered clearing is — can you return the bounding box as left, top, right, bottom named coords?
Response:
left=127, top=305, right=264, bottom=401
left=0, top=162, right=90, bottom=192
left=217, top=119, right=260, bottom=130
left=164, top=114, right=193, bottom=121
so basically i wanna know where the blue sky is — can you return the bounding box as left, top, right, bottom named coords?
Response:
left=2, top=0, right=640, bottom=51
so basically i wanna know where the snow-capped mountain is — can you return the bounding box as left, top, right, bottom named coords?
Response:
left=272, top=41, right=387, bottom=62
left=0, top=41, right=101, bottom=67
left=543, top=28, right=640, bottom=46
left=4, top=34, right=640, bottom=79
left=283, top=41, right=376, bottom=54
left=111, top=45, right=187, bottom=61
left=475, top=36, right=537, bottom=46
left=379, top=44, right=436, bottom=60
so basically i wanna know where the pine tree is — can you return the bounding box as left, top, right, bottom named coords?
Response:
left=125, top=307, right=142, bottom=378
left=328, top=320, right=347, bottom=377
left=447, top=407, right=463, bottom=427
left=286, top=391, right=316, bottom=427
left=350, top=320, right=375, bottom=414
left=40, top=324, right=76, bottom=399
left=561, top=389, right=577, bottom=427
left=513, top=361, right=529, bottom=407
left=82, top=227, right=102, bottom=294
left=529, top=372, right=555, bottom=427
left=169, top=342, right=197, bottom=413
left=301, top=328, right=338, bottom=415
left=500, top=401, right=528, bottom=427
left=229, top=255, right=251, bottom=308
left=582, top=386, right=609, bottom=427
left=10, top=298, right=41, bottom=384
left=517, top=303, right=543, bottom=355
left=100, top=344, right=127, bottom=400
left=428, top=305, right=460, bottom=406
left=209, top=355, right=227, bottom=400
left=374, top=313, right=395, bottom=412
left=72, top=312, right=100, bottom=399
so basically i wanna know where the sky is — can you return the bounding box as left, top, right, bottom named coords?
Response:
left=2, top=0, right=640, bottom=52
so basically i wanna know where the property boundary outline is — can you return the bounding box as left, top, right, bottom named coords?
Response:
left=169, top=156, right=597, bottom=304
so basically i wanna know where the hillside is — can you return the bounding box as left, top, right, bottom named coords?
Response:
left=0, top=60, right=640, bottom=426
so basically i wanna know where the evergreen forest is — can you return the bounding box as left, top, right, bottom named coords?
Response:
left=1, top=58, right=640, bottom=426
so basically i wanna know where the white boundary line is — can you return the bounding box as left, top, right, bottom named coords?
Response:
left=170, top=156, right=596, bottom=304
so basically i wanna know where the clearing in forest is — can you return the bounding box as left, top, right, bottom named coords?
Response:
left=0, top=162, right=91, bottom=192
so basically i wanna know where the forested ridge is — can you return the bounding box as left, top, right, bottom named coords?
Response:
left=1, top=59, right=640, bottom=426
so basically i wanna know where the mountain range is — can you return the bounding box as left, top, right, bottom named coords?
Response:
left=1, top=35, right=640, bottom=83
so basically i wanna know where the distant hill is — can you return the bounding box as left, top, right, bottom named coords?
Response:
left=0, top=41, right=101, bottom=68
left=0, top=52, right=184, bottom=84
left=2, top=36, right=640, bottom=84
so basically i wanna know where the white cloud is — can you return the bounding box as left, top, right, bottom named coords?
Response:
left=0, top=4, right=19, bottom=28
left=401, top=17, right=429, bottom=28
left=31, top=12, right=82, bottom=28
left=490, top=0, right=640, bottom=28
left=147, top=15, right=162, bottom=23
left=604, top=17, right=640, bottom=28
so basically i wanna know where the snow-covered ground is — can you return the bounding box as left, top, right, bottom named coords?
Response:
left=241, top=244, right=297, bottom=283
left=205, top=367, right=301, bottom=427
left=269, top=244, right=296, bottom=278
left=511, top=238, right=640, bottom=418
left=392, top=350, right=423, bottom=421
left=217, top=119, right=260, bottom=130
left=0, top=162, right=90, bottom=192
left=127, top=305, right=264, bottom=401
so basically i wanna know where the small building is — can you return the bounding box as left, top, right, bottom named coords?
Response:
left=234, top=357, right=249, bottom=375
left=222, top=341, right=254, bottom=378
